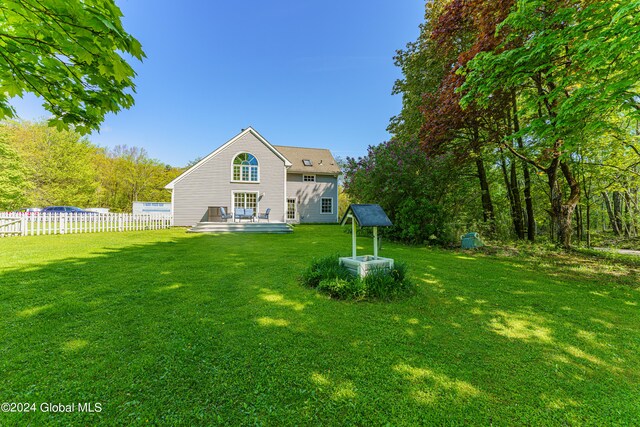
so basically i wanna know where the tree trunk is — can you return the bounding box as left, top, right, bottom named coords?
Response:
left=582, top=171, right=592, bottom=247
left=576, top=205, right=583, bottom=243
left=548, top=160, right=580, bottom=248
left=510, top=160, right=525, bottom=239
left=602, top=192, right=621, bottom=235
left=475, top=155, right=495, bottom=231
left=512, top=91, right=535, bottom=241
left=613, top=191, right=625, bottom=236
left=625, top=190, right=638, bottom=237
left=586, top=201, right=591, bottom=247
left=500, top=152, right=524, bottom=239
left=522, top=166, right=535, bottom=241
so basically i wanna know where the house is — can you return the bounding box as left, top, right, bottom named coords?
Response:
left=165, top=127, right=341, bottom=226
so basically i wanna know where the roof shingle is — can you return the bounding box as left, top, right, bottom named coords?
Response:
left=273, top=145, right=341, bottom=175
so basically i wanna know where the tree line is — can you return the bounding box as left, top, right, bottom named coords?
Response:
left=0, top=121, right=182, bottom=212
left=344, top=0, right=640, bottom=248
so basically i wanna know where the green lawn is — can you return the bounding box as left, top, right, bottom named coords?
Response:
left=0, top=226, right=638, bottom=426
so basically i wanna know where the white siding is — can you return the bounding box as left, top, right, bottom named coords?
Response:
left=286, top=173, right=338, bottom=223
left=173, top=133, right=287, bottom=226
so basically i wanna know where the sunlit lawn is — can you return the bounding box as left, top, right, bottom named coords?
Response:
left=0, top=226, right=638, bottom=425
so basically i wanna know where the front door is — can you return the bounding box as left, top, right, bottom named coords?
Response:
left=233, top=192, right=258, bottom=218
left=287, top=198, right=297, bottom=222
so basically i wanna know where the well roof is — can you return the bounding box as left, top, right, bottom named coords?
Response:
left=340, top=204, right=393, bottom=227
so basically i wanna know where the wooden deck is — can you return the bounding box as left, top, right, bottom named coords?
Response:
left=188, top=222, right=293, bottom=234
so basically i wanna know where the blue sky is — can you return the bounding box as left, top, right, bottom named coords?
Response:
left=11, top=0, right=424, bottom=167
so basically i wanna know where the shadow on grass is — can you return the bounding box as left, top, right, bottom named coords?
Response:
left=480, top=245, right=640, bottom=289
left=0, top=228, right=638, bottom=425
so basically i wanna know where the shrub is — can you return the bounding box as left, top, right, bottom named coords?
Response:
left=342, top=139, right=467, bottom=244
left=300, top=255, right=414, bottom=301
left=390, top=261, right=408, bottom=283
left=392, top=197, right=447, bottom=244
left=317, top=277, right=366, bottom=300
left=300, top=254, right=351, bottom=289
left=363, top=262, right=414, bottom=300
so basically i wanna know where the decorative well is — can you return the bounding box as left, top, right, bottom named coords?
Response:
left=339, top=204, right=394, bottom=277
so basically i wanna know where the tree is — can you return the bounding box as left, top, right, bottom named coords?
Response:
left=343, top=139, right=464, bottom=244
left=420, top=0, right=519, bottom=236
left=2, top=120, right=181, bottom=211
left=390, top=1, right=498, bottom=235
left=95, top=145, right=180, bottom=211
left=389, top=0, right=451, bottom=142
left=0, top=0, right=144, bottom=133
left=461, top=0, right=640, bottom=247
left=0, top=129, right=28, bottom=210
left=3, top=120, right=99, bottom=206
left=386, top=0, right=640, bottom=247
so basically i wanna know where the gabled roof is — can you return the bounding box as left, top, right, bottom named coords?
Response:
left=165, top=127, right=292, bottom=190
left=340, top=204, right=393, bottom=227
left=273, top=145, right=341, bottom=175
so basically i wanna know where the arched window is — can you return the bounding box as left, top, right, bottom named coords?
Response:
left=232, top=153, right=259, bottom=182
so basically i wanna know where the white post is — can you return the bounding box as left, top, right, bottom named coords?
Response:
left=351, top=214, right=357, bottom=260
left=373, top=226, right=378, bottom=259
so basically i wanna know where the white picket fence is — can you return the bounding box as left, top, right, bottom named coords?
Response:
left=0, top=212, right=172, bottom=237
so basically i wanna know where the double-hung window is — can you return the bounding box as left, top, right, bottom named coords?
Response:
left=321, top=198, right=333, bottom=214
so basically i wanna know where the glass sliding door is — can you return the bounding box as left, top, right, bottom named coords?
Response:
left=233, top=192, right=258, bottom=218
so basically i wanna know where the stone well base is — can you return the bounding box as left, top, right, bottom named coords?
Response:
left=339, top=255, right=394, bottom=277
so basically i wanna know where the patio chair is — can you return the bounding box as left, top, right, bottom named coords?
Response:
left=257, top=208, right=271, bottom=222
left=219, top=207, right=233, bottom=222
left=234, top=207, right=244, bottom=222
left=243, top=208, right=254, bottom=222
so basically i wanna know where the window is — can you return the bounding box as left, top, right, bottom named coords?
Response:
left=303, top=159, right=313, bottom=166
left=321, top=198, right=333, bottom=214
left=232, top=153, right=259, bottom=182
left=303, top=174, right=316, bottom=182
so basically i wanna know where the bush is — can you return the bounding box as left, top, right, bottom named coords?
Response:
left=299, top=254, right=351, bottom=289
left=342, top=139, right=468, bottom=244
left=300, top=255, right=414, bottom=301
left=363, top=262, right=414, bottom=300
left=317, top=277, right=366, bottom=300
left=392, top=197, right=447, bottom=244
left=390, top=261, right=408, bottom=283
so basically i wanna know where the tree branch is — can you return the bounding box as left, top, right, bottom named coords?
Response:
left=499, top=140, right=548, bottom=173
left=581, top=161, right=640, bottom=177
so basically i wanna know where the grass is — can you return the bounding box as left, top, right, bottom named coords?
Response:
left=0, top=225, right=638, bottom=426
left=589, top=232, right=640, bottom=251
